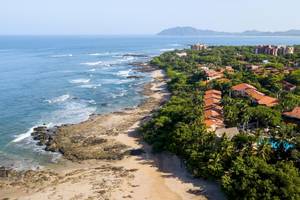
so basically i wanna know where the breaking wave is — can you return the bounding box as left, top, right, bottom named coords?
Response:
left=45, top=94, right=71, bottom=104
left=69, top=79, right=91, bottom=84
left=51, top=54, right=73, bottom=58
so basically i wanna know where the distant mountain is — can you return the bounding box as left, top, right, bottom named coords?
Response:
left=157, top=27, right=300, bottom=36
left=157, top=27, right=226, bottom=36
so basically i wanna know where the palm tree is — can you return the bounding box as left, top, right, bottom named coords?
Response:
left=257, top=139, right=272, bottom=161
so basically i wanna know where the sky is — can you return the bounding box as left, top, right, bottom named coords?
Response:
left=0, top=0, right=299, bottom=35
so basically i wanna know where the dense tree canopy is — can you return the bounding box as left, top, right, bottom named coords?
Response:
left=143, top=46, right=300, bottom=199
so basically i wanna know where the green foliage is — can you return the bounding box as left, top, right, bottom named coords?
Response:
left=142, top=46, right=300, bottom=199
left=287, top=69, right=300, bottom=85
left=222, top=157, right=300, bottom=200
left=264, top=62, right=284, bottom=69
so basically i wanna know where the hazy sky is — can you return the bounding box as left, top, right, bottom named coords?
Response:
left=1, top=0, right=299, bottom=35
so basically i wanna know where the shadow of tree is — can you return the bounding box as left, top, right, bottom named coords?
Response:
left=125, top=122, right=226, bottom=200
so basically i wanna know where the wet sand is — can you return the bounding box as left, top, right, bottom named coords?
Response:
left=0, top=69, right=225, bottom=200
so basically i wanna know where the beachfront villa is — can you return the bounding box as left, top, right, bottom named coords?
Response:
left=191, top=43, right=208, bottom=51
left=232, top=83, right=279, bottom=107
left=203, top=89, right=239, bottom=139
left=283, top=107, right=300, bottom=124
left=176, top=52, right=187, bottom=57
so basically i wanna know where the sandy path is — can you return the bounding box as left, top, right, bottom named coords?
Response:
left=0, top=70, right=225, bottom=200
left=110, top=71, right=225, bottom=200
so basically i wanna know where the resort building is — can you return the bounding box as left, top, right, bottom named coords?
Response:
left=283, top=107, right=300, bottom=124
left=255, top=45, right=294, bottom=56
left=201, top=65, right=234, bottom=82
left=215, top=127, right=239, bottom=140
left=203, top=89, right=240, bottom=139
left=223, top=66, right=235, bottom=73
left=204, top=119, right=225, bottom=132
left=176, top=52, right=187, bottom=57
left=231, top=83, right=256, bottom=96
left=205, top=89, right=222, bottom=96
left=203, top=90, right=225, bottom=131
left=246, top=64, right=261, bottom=71
left=232, top=83, right=279, bottom=107
left=283, top=81, right=297, bottom=92
left=204, top=70, right=224, bottom=81
left=191, top=44, right=208, bottom=51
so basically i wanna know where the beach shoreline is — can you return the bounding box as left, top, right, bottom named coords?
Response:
left=0, top=65, right=225, bottom=200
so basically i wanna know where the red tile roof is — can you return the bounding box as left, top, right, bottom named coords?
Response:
left=204, top=110, right=222, bottom=119
left=204, top=105, right=223, bottom=112
left=205, top=90, right=222, bottom=95
left=204, top=98, right=221, bottom=107
left=204, top=89, right=224, bottom=130
left=245, top=88, right=265, bottom=101
left=204, top=119, right=224, bottom=128
left=204, top=93, right=222, bottom=100
left=283, top=107, right=300, bottom=120
left=258, top=96, right=279, bottom=107
left=232, top=83, right=279, bottom=107
left=232, top=83, right=256, bottom=91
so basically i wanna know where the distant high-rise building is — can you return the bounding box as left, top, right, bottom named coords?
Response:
left=255, top=45, right=294, bottom=56
left=191, top=44, right=208, bottom=51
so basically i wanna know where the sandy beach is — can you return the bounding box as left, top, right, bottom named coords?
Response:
left=0, top=68, right=225, bottom=200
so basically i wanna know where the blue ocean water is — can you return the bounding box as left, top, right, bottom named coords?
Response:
left=1, top=35, right=300, bottom=169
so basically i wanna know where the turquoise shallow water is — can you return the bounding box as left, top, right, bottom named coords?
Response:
left=1, top=35, right=300, bottom=169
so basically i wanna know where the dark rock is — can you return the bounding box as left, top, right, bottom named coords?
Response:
left=123, top=53, right=149, bottom=58
left=129, top=148, right=145, bottom=156
left=126, top=75, right=144, bottom=79
left=0, top=167, right=9, bottom=178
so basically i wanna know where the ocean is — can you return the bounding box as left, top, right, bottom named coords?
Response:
left=1, top=35, right=300, bottom=169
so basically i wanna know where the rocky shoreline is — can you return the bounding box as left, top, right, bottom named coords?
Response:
left=26, top=64, right=166, bottom=162
left=0, top=64, right=225, bottom=200
left=0, top=64, right=171, bottom=199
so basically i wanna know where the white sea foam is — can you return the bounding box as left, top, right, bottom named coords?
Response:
left=88, top=52, right=119, bottom=56
left=81, top=61, right=103, bottom=66
left=101, top=78, right=133, bottom=85
left=79, top=84, right=102, bottom=89
left=69, top=79, right=90, bottom=84
left=160, top=48, right=175, bottom=52
left=51, top=54, right=73, bottom=58
left=12, top=123, right=53, bottom=143
left=88, top=53, right=105, bottom=56
left=116, top=69, right=132, bottom=77
left=88, top=68, right=96, bottom=72
left=82, top=56, right=136, bottom=67
left=12, top=99, right=96, bottom=144
left=83, top=99, right=96, bottom=104
left=170, top=43, right=182, bottom=47
left=12, top=127, right=36, bottom=143
left=46, top=94, right=71, bottom=104
left=49, top=101, right=96, bottom=125
left=112, top=89, right=128, bottom=99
